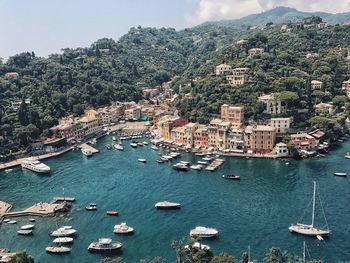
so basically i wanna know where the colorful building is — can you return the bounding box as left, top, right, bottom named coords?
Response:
left=220, top=104, right=244, bottom=126
left=244, top=125, right=276, bottom=154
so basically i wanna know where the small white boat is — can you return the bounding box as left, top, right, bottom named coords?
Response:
left=53, top=237, right=74, bottom=244
left=20, top=224, right=35, bottom=230
left=155, top=201, right=181, bottom=209
left=334, top=172, right=347, bottom=177
left=113, top=223, right=134, bottom=234
left=7, top=220, right=17, bottom=224
left=202, top=157, right=212, bottom=161
left=197, top=161, right=208, bottom=165
left=29, top=218, right=36, bottom=222
left=190, top=226, right=218, bottom=238
left=86, top=203, right=97, bottom=211
left=88, top=238, right=122, bottom=253
left=21, top=158, right=51, bottom=173
left=138, top=158, right=147, bottom=163
left=137, top=142, right=144, bottom=146
left=114, top=144, right=124, bottom=151
left=46, top=246, right=71, bottom=254
left=17, top=229, right=33, bottom=235
left=142, top=141, right=149, bottom=145
left=151, top=145, right=159, bottom=150
left=3, top=219, right=10, bottom=223
left=317, top=235, right=324, bottom=241
left=50, top=227, right=77, bottom=237
left=180, top=161, right=190, bottom=165
left=190, top=164, right=203, bottom=170
left=4, top=169, right=13, bottom=173
left=112, top=136, right=117, bottom=141
left=185, top=242, right=210, bottom=251
left=130, top=143, right=138, bottom=148
left=81, top=148, right=93, bottom=157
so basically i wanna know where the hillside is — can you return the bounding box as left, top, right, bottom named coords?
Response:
left=202, top=6, right=350, bottom=27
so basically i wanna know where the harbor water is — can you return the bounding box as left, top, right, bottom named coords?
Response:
left=1, top=136, right=350, bottom=262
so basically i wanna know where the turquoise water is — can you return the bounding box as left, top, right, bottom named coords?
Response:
left=1, top=136, right=350, bottom=263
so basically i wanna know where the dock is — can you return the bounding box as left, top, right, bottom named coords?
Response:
left=80, top=143, right=99, bottom=154
left=51, top=197, right=75, bottom=204
left=0, top=201, right=12, bottom=223
left=3, top=202, right=68, bottom=219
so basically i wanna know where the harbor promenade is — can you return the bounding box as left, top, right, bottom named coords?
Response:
left=0, top=146, right=73, bottom=171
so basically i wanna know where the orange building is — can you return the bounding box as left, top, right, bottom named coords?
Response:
left=220, top=104, right=244, bottom=126
left=244, top=125, right=276, bottom=154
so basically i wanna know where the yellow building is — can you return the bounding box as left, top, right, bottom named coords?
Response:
left=207, top=119, right=231, bottom=150
left=79, top=115, right=99, bottom=139
left=184, top=122, right=199, bottom=147
left=171, top=126, right=186, bottom=145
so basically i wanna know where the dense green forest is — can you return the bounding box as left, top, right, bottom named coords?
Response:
left=1, top=16, right=350, bottom=157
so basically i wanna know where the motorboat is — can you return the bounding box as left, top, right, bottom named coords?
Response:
left=50, top=227, right=77, bottom=237
left=86, top=203, right=97, bottom=211
left=222, top=175, right=240, bottom=180
left=190, top=226, right=218, bottom=238
left=17, top=230, right=33, bottom=236
left=113, top=223, right=134, bottom=234
left=195, top=153, right=205, bottom=156
left=137, top=142, right=144, bottom=146
left=156, top=159, right=164, bottom=163
left=7, top=220, right=16, bottom=224
left=202, top=157, right=212, bottom=161
left=81, top=148, right=93, bottom=157
left=142, top=141, right=149, bottom=145
left=130, top=143, right=138, bottom=148
left=106, top=210, right=119, bottom=216
left=114, top=144, right=124, bottom=151
left=190, top=164, right=202, bottom=170
left=46, top=246, right=71, bottom=254
left=155, top=201, right=181, bottom=209
left=3, top=219, right=10, bottom=223
left=185, top=242, right=210, bottom=251
left=4, top=169, right=13, bottom=173
left=345, top=152, right=350, bottom=159
left=29, top=218, right=36, bottom=222
left=112, top=136, right=117, bottom=141
left=88, top=238, right=122, bottom=253
left=197, top=161, right=208, bottom=165
left=21, top=158, right=51, bottom=173
left=151, top=145, right=159, bottom=150
left=20, top=224, right=35, bottom=230
left=138, top=158, right=147, bottom=163
left=289, top=182, right=330, bottom=237
left=106, top=144, right=113, bottom=150
left=179, top=161, right=190, bottom=165
left=53, top=237, right=74, bottom=244
left=173, top=163, right=189, bottom=171
left=334, top=172, right=347, bottom=177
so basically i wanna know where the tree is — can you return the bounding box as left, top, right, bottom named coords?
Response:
left=9, top=252, right=34, bottom=263
left=18, top=99, right=29, bottom=126
left=99, top=257, right=124, bottom=263
left=211, top=252, right=236, bottom=263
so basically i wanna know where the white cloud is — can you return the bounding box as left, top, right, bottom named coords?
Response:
left=187, top=0, right=350, bottom=25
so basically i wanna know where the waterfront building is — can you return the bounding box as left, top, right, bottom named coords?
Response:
left=244, top=125, right=276, bottom=154
left=226, top=127, right=244, bottom=153
left=193, top=125, right=209, bottom=148
left=258, top=94, right=287, bottom=115
left=184, top=122, right=200, bottom=148
left=171, top=126, right=186, bottom=145
left=220, top=104, right=244, bottom=126
left=269, top=117, right=292, bottom=134
left=51, top=117, right=84, bottom=141
left=248, top=48, right=264, bottom=57
left=215, top=63, right=231, bottom=76
left=290, top=133, right=318, bottom=150
left=311, top=80, right=323, bottom=90
left=274, top=142, right=289, bottom=157
left=79, top=115, right=100, bottom=139
left=158, top=116, right=188, bottom=140
left=217, top=121, right=231, bottom=150
left=125, top=107, right=141, bottom=120
left=208, top=119, right=222, bottom=149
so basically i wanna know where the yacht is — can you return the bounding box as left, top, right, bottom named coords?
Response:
left=334, top=172, right=347, bottom=177
left=88, top=238, right=122, bottom=253
left=53, top=237, right=74, bottom=244
left=81, top=148, right=93, bottom=157
left=114, top=144, right=124, bottom=151
left=185, top=242, right=210, bottom=251
left=289, top=182, right=330, bottom=237
left=17, top=230, right=33, bottom=236
left=155, top=201, right=181, bottom=209
left=113, top=223, right=134, bottom=234
left=7, top=220, right=17, bottom=224
left=20, top=224, right=35, bottom=230
left=46, top=246, right=71, bottom=254
left=21, top=158, right=51, bottom=174
left=86, top=203, right=97, bottom=211
left=222, top=175, right=240, bottom=180
left=173, top=163, right=189, bottom=171
left=50, top=227, right=77, bottom=237
left=138, top=158, right=147, bottom=163
left=190, top=226, right=218, bottom=238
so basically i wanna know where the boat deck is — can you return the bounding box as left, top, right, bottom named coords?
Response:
left=80, top=143, right=99, bottom=154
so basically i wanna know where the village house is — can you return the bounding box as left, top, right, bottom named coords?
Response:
left=207, top=119, right=223, bottom=149
left=273, top=142, right=289, bottom=157
left=5, top=72, right=19, bottom=78
left=258, top=94, right=287, bottom=115
left=50, top=117, right=84, bottom=141
left=125, top=107, right=141, bottom=120
left=236, top=39, right=248, bottom=47
left=226, top=68, right=249, bottom=86
left=11, top=99, right=31, bottom=111
left=248, top=48, right=264, bottom=57
left=78, top=114, right=100, bottom=140
left=171, top=126, right=186, bottom=145
left=193, top=125, right=209, bottom=148
left=311, top=80, right=323, bottom=90
left=306, top=53, right=319, bottom=59
left=215, top=63, right=231, bottom=76
left=317, top=22, right=328, bottom=29
left=184, top=122, right=200, bottom=148
left=158, top=116, right=188, bottom=140
left=290, top=133, right=318, bottom=150
left=269, top=117, right=292, bottom=134
left=226, top=127, right=244, bottom=153
left=314, top=103, right=334, bottom=114
left=220, top=104, right=244, bottom=126
left=244, top=125, right=276, bottom=154
left=341, top=80, right=350, bottom=97
left=142, top=87, right=160, bottom=98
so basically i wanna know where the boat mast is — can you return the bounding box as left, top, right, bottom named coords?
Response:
left=302, top=241, right=306, bottom=263
left=311, top=181, right=316, bottom=227
left=248, top=245, right=251, bottom=262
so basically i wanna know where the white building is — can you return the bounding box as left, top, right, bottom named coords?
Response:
left=274, top=143, right=289, bottom=157
left=311, top=80, right=323, bottom=90
left=248, top=48, right=264, bottom=57
left=215, top=64, right=231, bottom=76
left=258, top=94, right=287, bottom=115
left=269, top=117, right=292, bottom=134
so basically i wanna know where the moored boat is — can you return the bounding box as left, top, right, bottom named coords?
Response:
left=88, top=238, right=122, bottom=253
left=106, top=210, right=119, bottom=216
left=334, top=172, right=347, bottom=177
left=46, top=246, right=71, bottom=254
left=21, top=158, right=51, bottom=173
left=29, top=218, right=36, bottom=222
left=50, top=227, right=77, bottom=237
left=190, top=226, right=218, bottom=238
left=113, top=223, right=134, bottom=234
left=151, top=145, right=159, bottom=150
left=142, top=141, right=148, bottom=145
left=53, top=237, right=74, bottom=244
left=81, top=148, right=93, bottom=157
left=20, top=224, right=35, bottom=230
left=17, top=229, right=33, bottom=236
left=222, top=175, right=240, bottom=180
left=130, top=143, right=138, bottom=148
left=7, top=220, right=17, bottom=224
left=86, top=203, right=97, bottom=211
left=138, top=158, right=147, bottom=163
left=173, top=163, right=189, bottom=171
left=197, top=161, right=208, bottom=165
left=155, top=201, right=181, bottom=209
left=114, top=144, right=124, bottom=151
left=190, top=164, right=203, bottom=170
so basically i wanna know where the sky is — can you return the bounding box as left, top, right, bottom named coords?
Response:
left=1, top=0, right=349, bottom=60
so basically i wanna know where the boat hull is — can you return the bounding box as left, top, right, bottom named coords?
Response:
left=289, top=224, right=330, bottom=236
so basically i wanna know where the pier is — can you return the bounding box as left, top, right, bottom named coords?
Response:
left=80, top=143, right=99, bottom=154
left=51, top=197, right=75, bottom=204
left=0, top=201, right=12, bottom=223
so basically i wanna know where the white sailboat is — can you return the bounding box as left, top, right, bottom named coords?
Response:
left=289, top=181, right=330, bottom=237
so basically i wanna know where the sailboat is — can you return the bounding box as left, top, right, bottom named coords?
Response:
left=289, top=181, right=330, bottom=237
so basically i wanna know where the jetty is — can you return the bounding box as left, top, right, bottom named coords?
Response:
left=51, top=197, right=75, bottom=204
left=0, top=201, right=12, bottom=223
left=80, top=143, right=99, bottom=154
left=0, top=249, right=17, bottom=262
left=0, top=147, right=73, bottom=171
